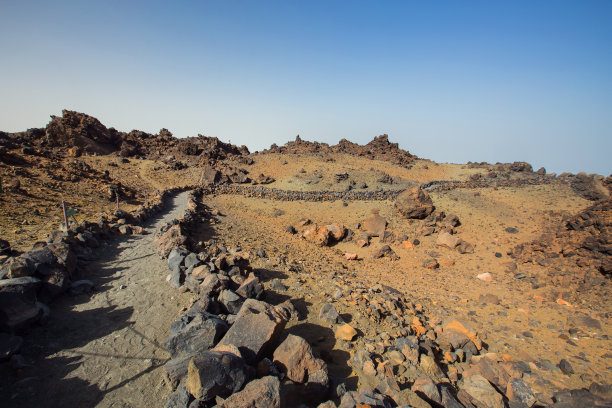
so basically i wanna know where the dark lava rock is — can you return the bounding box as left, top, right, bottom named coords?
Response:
left=185, top=350, right=252, bottom=401
left=165, top=313, right=229, bottom=359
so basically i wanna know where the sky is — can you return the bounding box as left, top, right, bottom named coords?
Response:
left=1, top=1, right=611, bottom=175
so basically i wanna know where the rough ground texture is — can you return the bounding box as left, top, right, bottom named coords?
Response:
left=1, top=111, right=611, bottom=407
left=0, top=191, right=193, bottom=407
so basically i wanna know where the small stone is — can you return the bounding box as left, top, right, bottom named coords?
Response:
left=419, top=354, right=445, bottom=380
left=395, top=186, right=435, bottom=219
left=335, top=324, right=358, bottom=341
left=558, top=358, right=574, bottom=375
left=437, top=232, right=462, bottom=249
left=362, top=213, right=387, bottom=237
left=319, top=303, right=344, bottom=324
left=479, top=293, right=500, bottom=305
left=269, top=279, right=288, bottom=291
left=372, top=245, right=399, bottom=260
left=191, top=265, right=210, bottom=280
left=477, top=272, right=493, bottom=282
left=457, top=241, right=475, bottom=254
left=439, top=258, right=455, bottom=267
left=423, top=259, right=439, bottom=269
left=165, top=385, right=191, bottom=408
left=402, top=241, right=414, bottom=249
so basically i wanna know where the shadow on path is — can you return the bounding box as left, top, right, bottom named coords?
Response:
left=0, top=191, right=190, bottom=408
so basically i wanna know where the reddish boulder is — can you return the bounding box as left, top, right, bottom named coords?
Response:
left=395, top=186, right=434, bottom=219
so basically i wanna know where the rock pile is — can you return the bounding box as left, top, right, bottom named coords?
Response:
left=210, top=185, right=404, bottom=202
left=264, top=134, right=417, bottom=168
left=512, top=198, right=611, bottom=278
left=158, top=193, right=340, bottom=408
left=314, top=276, right=610, bottom=408
left=200, top=165, right=276, bottom=186
left=2, top=110, right=250, bottom=164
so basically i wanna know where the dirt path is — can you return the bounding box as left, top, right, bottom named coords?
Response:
left=2, top=191, right=194, bottom=408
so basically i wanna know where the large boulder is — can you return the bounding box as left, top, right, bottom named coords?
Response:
left=395, top=186, right=434, bottom=219
left=185, top=350, right=251, bottom=401
left=216, top=299, right=288, bottom=364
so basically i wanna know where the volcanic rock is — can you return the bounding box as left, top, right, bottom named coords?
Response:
left=395, top=186, right=435, bottom=219
left=164, top=313, right=229, bottom=359
left=273, top=334, right=326, bottom=383
left=185, top=350, right=251, bottom=401
left=218, top=376, right=281, bottom=408
left=319, top=303, right=344, bottom=324
left=216, top=299, right=288, bottom=364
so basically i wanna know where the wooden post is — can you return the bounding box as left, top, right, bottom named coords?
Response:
left=62, top=200, right=69, bottom=232
left=116, top=194, right=119, bottom=211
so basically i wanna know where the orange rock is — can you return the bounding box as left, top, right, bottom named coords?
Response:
left=335, top=324, right=358, bottom=341
left=501, top=354, right=513, bottom=362
left=439, top=258, right=455, bottom=267
left=401, top=241, right=414, bottom=249
left=444, top=320, right=482, bottom=351
left=302, top=224, right=331, bottom=246
left=67, top=146, right=82, bottom=157
left=344, top=253, right=359, bottom=260
left=533, top=295, right=545, bottom=303
left=412, top=316, right=427, bottom=336
left=556, top=298, right=574, bottom=307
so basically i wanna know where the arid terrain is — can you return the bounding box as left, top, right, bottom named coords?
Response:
left=1, top=110, right=610, bottom=408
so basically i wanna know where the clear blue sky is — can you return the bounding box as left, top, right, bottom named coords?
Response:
left=1, top=1, right=611, bottom=175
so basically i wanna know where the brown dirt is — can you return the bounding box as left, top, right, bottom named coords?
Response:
left=0, top=152, right=201, bottom=252
left=201, top=153, right=611, bottom=398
